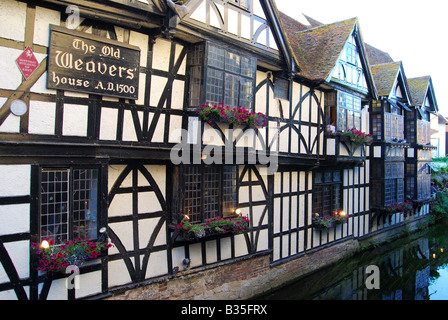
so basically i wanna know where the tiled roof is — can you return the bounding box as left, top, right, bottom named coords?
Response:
left=365, top=43, right=394, bottom=65
left=370, top=62, right=401, bottom=97
left=407, top=76, right=430, bottom=107
left=278, top=11, right=358, bottom=81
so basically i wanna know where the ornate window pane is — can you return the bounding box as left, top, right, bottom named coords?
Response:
left=180, top=165, right=238, bottom=224
left=40, top=168, right=99, bottom=244
left=189, top=42, right=256, bottom=109
left=313, top=170, right=343, bottom=217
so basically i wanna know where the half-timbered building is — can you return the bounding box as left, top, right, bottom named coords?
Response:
left=369, top=61, right=413, bottom=230
left=0, top=0, right=440, bottom=300
left=406, top=76, right=438, bottom=208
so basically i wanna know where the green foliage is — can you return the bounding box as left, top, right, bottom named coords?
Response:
left=176, top=216, right=250, bottom=239
left=433, top=192, right=448, bottom=217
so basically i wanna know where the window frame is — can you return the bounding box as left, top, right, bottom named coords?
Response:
left=383, top=161, right=405, bottom=206
left=188, top=42, right=256, bottom=110
left=173, top=165, right=239, bottom=224
left=333, top=91, right=362, bottom=133
left=38, top=165, right=102, bottom=245
left=312, top=170, right=343, bottom=218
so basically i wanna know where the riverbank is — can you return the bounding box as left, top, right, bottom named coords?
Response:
left=257, top=217, right=448, bottom=300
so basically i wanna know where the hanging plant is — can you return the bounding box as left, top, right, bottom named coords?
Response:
left=312, top=211, right=349, bottom=230
left=342, top=128, right=373, bottom=145
left=385, top=201, right=414, bottom=215
left=197, top=103, right=266, bottom=130
left=31, top=236, right=113, bottom=273
left=175, top=216, right=250, bottom=240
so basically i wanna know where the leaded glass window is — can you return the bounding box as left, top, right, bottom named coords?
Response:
left=40, top=168, right=99, bottom=244
left=313, top=170, right=342, bottom=217
left=189, top=42, right=256, bottom=110
left=178, top=165, right=238, bottom=224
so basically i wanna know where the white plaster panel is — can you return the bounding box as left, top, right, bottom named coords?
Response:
left=75, top=270, right=102, bottom=299
left=234, top=234, right=248, bottom=257
left=149, top=75, right=167, bottom=107
left=279, top=128, right=289, bottom=153
left=169, top=115, right=183, bottom=144
left=0, top=204, right=30, bottom=236
left=138, top=218, right=166, bottom=249
left=241, top=14, right=251, bottom=39
left=108, top=193, right=133, bottom=218
left=0, top=107, right=20, bottom=134
left=129, top=31, right=148, bottom=68
left=174, top=44, right=186, bottom=75
left=145, top=250, right=167, bottom=279
left=62, top=104, right=88, bottom=137
left=282, top=235, right=289, bottom=257
left=34, top=6, right=61, bottom=46
left=28, top=101, right=56, bottom=135
left=99, top=107, right=118, bottom=140
left=227, top=8, right=238, bottom=35
left=0, top=0, right=26, bottom=42
left=299, top=194, right=305, bottom=227
left=135, top=73, right=146, bottom=105
left=206, top=240, right=218, bottom=264
left=144, top=165, right=166, bottom=198
left=108, top=165, right=129, bottom=191
left=122, top=109, right=143, bottom=142
left=273, top=198, right=281, bottom=233
left=152, top=38, right=171, bottom=72
left=138, top=191, right=162, bottom=213
left=151, top=113, right=165, bottom=143
left=109, top=221, right=134, bottom=252
left=300, top=95, right=311, bottom=123
left=291, top=195, right=298, bottom=229
left=253, top=0, right=265, bottom=18
left=252, top=205, right=266, bottom=226
left=46, top=278, right=68, bottom=300
left=282, top=197, right=289, bottom=232
left=4, top=241, right=29, bottom=280
left=171, top=79, right=185, bottom=110
left=190, top=0, right=207, bottom=22
left=108, top=259, right=133, bottom=288
left=0, top=47, right=25, bottom=90
left=189, top=242, right=202, bottom=268
left=30, top=71, right=57, bottom=95
left=273, top=237, right=280, bottom=261
left=0, top=165, right=30, bottom=197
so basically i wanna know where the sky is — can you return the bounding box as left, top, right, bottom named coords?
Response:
left=274, top=0, right=448, bottom=117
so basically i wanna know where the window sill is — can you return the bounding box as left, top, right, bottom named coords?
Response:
left=173, top=229, right=242, bottom=243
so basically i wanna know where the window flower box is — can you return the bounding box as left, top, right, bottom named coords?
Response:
left=341, top=128, right=373, bottom=145
left=31, top=234, right=113, bottom=273
left=197, top=102, right=266, bottom=130
left=175, top=216, right=250, bottom=241
left=312, top=211, right=348, bottom=231
left=385, top=201, right=414, bottom=215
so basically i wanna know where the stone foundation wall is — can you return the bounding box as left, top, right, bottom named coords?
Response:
left=108, top=239, right=360, bottom=300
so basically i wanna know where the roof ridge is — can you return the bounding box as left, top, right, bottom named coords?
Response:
left=295, top=16, right=358, bottom=34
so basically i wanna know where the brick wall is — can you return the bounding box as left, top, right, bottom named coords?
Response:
left=108, top=239, right=359, bottom=300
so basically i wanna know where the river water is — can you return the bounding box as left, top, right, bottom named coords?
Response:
left=259, top=220, right=448, bottom=300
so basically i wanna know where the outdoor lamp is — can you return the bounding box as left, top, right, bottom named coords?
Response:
left=40, top=240, right=50, bottom=249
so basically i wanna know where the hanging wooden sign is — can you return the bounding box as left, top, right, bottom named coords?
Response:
left=47, top=25, right=140, bottom=99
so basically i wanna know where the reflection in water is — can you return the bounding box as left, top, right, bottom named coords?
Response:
left=259, top=221, right=448, bottom=300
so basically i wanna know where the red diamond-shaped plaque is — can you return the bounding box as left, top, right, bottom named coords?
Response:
left=16, top=46, right=39, bottom=80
